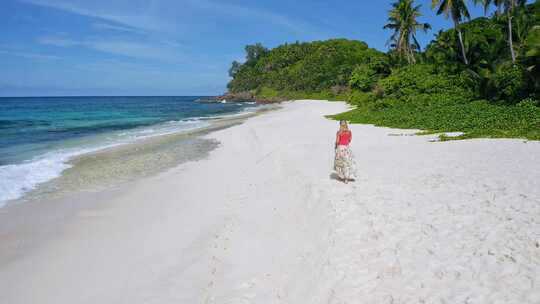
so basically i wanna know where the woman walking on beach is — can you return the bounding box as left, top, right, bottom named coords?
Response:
left=334, top=120, right=356, bottom=183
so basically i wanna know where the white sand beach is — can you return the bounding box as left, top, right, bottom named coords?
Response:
left=1, top=100, right=539, bottom=303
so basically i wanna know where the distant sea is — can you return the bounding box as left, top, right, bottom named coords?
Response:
left=0, top=96, right=258, bottom=205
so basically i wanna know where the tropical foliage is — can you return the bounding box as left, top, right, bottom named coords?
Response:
left=227, top=39, right=384, bottom=94
left=226, top=0, right=540, bottom=140
left=524, top=25, right=540, bottom=89
left=384, top=0, right=431, bottom=64
left=477, top=0, right=527, bottom=63
left=431, top=0, right=472, bottom=64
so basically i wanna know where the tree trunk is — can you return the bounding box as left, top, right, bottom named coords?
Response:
left=508, top=11, right=516, bottom=64
left=454, top=19, right=469, bottom=65
left=398, top=32, right=407, bottom=63
left=408, top=44, right=416, bottom=64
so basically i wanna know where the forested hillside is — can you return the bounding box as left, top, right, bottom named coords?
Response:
left=227, top=39, right=385, bottom=100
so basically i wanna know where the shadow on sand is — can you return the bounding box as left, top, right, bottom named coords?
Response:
left=329, top=172, right=341, bottom=181
left=329, top=172, right=356, bottom=183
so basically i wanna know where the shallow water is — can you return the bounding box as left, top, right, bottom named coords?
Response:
left=0, top=96, right=259, bottom=205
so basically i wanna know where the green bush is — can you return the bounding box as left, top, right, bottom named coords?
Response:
left=517, top=97, right=540, bottom=107
left=349, top=65, right=378, bottom=91
left=256, top=87, right=281, bottom=99
left=378, top=64, right=477, bottom=102
left=349, top=52, right=391, bottom=92
left=489, top=65, right=528, bottom=104
left=424, top=5, right=540, bottom=101
left=347, top=90, right=376, bottom=106
left=425, top=18, right=507, bottom=73
left=255, top=87, right=348, bottom=102
left=523, top=25, right=540, bottom=95
left=333, top=98, right=540, bottom=140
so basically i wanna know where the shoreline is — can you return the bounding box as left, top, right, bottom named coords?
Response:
left=1, top=100, right=539, bottom=303
left=2, top=104, right=278, bottom=207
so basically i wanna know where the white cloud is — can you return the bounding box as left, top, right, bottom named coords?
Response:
left=20, top=0, right=324, bottom=36
left=38, top=35, right=184, bottom=62
left=20, top=0, right=166, bottom=31
left=37, top=36, right=79, bottom=47
left=186, top=0, right=319, bottom=35
left=0, top=49, right=61, bottom=60
left=88, top=40, right=181, bottom=61
left=91, top=22, right=145, bottom=34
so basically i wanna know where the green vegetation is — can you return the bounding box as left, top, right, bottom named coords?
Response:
left=228, top=39, right=383, bottom=97
left=431, top=0, right=472, bottom=65
left=333, top=91, right=540, bottom=141
left=227, top=0, right=540, bottom=140
left=383, top=0, right=431, bottom=64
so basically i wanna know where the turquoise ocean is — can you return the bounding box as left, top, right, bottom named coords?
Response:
left=0, top=96, right=258, bottom=206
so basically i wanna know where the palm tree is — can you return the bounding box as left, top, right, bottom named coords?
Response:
left=524, top=25, right=540, bottom=89
left=475, top=0, right=526, bottom=64
left=473, top=0, right=498, bottom=15
left=431, top=0, right=471, bottom=65
left=384, top=0, right=431, bottom=64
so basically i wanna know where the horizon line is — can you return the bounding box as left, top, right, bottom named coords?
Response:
left=0, top=95, right=219, bottom=98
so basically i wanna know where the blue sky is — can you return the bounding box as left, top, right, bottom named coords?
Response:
left=0, top=0, right=501, bottom=96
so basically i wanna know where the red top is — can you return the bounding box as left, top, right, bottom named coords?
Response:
left=337, top=131, right=352, bottom=146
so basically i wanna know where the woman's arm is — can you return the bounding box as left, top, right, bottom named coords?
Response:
left=335, top=131, right=340, bottom=149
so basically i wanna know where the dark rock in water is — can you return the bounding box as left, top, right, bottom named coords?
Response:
left=216, top=91, right=285, bottom=104
left=217, top=91, right=255, bottom=102
left=195, top=97, right=220, bottom=103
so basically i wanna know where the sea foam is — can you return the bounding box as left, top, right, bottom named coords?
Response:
left=0, top=154, right=71, bottom=205
left=0, top=118, right=210, bottom=206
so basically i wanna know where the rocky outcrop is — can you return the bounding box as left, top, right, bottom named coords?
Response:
left=215, top=92, right=286, bottom=104
left=217, top=91, right=254, bottom=102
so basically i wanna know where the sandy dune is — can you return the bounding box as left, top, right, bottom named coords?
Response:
left=1, top=100, right=539, bottom=303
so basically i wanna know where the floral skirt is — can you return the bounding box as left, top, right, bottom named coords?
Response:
left=334, top=145, right=357, bottom=180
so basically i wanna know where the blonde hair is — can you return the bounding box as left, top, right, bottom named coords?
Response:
left=339, top=120, right=349, bottom=131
